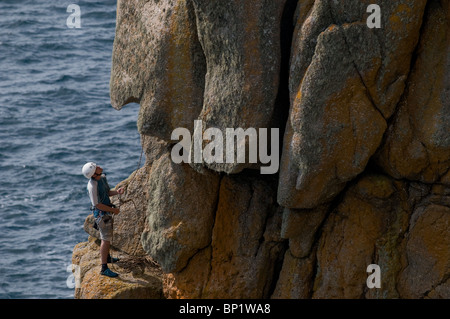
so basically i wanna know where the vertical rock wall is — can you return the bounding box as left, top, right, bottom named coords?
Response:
left=75, top=0, right=449, bottom=299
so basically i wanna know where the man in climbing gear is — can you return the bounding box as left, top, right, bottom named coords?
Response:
left=82, top=162, right=124, bottom=278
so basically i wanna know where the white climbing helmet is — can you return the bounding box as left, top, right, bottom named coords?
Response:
left=82, top=162, right=97, bottom=179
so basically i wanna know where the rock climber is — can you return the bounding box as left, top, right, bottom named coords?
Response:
left=82, top=162, right=124, bottom=278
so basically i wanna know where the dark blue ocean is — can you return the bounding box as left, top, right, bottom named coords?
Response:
left=0, top=0, right=143, bottom=298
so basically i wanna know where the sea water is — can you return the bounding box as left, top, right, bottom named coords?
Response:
left=0, top=0, right=142, bottom=298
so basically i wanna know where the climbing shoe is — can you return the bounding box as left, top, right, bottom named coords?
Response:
left=107, top=256, right=120, bottom=264
left=100, top=268, right=119, bottom=278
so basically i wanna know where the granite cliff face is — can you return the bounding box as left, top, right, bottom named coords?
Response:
left=73, top=0, right=450, bottom=299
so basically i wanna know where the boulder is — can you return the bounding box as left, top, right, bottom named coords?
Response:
left=189, top=0, right=286, bottom=174
left=110, top=0, right=206, bottom=140
left=278, top=0, right=428, bottom=209
left=140, top=152, right=220, bottom=273
left=376, top=0, right=450, bottom=183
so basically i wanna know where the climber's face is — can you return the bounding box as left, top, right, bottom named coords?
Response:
left=92, top=166, right=103, bottom=180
